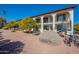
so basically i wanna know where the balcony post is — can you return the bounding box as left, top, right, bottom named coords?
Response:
left=52, top=14, right=56, bottom=31
left=69, top=10, right=74, bottom=35
left=40, top=16, right=44, bottom=32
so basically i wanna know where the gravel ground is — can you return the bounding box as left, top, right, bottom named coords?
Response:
left=1, top=29, right=79, bottom=54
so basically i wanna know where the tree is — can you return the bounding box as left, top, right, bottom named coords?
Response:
left=0, top=9, right=7, bottom=28
left=19, top=18, right=28, bottom=30
left=4, top=18, right=38, bottom=32
left=74, top=23, right=79, bottom=33
left=19, top=18, right=37, bottom=31
left=5, top=21, right=18, bottom=29
left=0, top=17, right=6, bottom=28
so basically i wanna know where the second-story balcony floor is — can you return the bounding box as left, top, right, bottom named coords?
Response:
left=37, top=22, right=53, bottom=25
left=55, top=20, right=71, bottom=25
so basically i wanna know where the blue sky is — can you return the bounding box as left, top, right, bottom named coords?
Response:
left=0, top=4, right=79, bottom=24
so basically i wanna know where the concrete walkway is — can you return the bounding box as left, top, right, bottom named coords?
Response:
left=1, top=30, right=79, bottom=54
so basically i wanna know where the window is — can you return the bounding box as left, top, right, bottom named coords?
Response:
left=36, top=18, right=41, bottom=23
left=43, top=17, right=48, bottom=23
left=44, top=25, right=49, bottom=30
left=50, top=25, right=53, bottom=30
left=50, top=18, right=53, bottom=22
left=66, top=20, right=71, bottom=31
left=57, top=14, right=66, bottom=21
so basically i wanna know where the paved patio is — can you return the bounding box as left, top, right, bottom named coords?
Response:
left=0, top=29, right=79, bottom=54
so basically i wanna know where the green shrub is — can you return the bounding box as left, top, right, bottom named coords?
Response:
left=11, top=30, right=16, bottom=32
left=74, top=23, right=79, bottom=34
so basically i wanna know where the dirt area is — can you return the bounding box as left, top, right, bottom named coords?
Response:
left=0, top=29, right=79, bottom=54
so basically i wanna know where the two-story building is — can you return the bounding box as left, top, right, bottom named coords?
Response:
left=31, top=6, right=76, bottom=35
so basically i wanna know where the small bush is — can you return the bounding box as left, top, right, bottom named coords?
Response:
left=11, top=30, right=16, bottom=32
left=3, top=27, right=8, bottom=30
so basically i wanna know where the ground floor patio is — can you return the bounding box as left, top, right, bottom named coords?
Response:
left=0, top=29, right=79, bottom=54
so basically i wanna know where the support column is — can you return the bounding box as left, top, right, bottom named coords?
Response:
left=69, top=10, right=74, bottom=35
left=40, top=16, right=44, bottom=32
left=52, top=14, right=56, bottom=31
left=48, top=17, right=51, bottom=31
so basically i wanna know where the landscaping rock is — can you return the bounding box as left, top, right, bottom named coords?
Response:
left=39, top=31, right=63, bottom=46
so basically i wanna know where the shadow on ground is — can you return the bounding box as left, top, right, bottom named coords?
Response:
left=0, top=40, right=24, bottom=54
